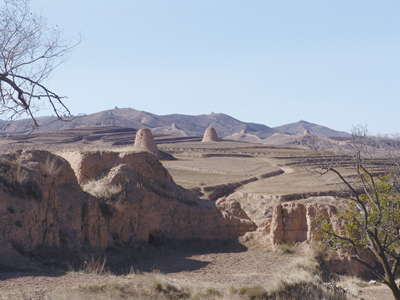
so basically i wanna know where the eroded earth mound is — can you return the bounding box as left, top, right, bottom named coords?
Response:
left=134, top=127, right=160, bottom=154
left=202, top=127, right=219, bottom=142
left=0, top=149, right=255, bottom=270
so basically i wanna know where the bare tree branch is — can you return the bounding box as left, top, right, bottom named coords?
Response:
left=0, top=0, right=80, bottom=130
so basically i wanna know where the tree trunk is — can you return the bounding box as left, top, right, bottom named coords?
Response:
left=388, top=283, right=400, bottom=300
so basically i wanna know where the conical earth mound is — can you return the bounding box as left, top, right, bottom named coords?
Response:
left=202, top=127, right=219, bottom=142
left=134, top=128, right=159, bottom=154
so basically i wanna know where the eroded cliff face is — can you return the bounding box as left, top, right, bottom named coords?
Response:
left=61, top=150, right=256, bottom=247
left=0, top=149, right=255, bottom=269
left=0, top=150, right=108, bottom=252
left=270, top=202, right=338, bottom=245
left=269, top=201, right=376, bottom=277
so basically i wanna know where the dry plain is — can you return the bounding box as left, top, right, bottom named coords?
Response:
left=0, top=126, right=395, bottom=299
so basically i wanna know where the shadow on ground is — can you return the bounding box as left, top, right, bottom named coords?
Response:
left=0, top=239, right=248, bottom=279
left=106, top=239, right=248, bottom=275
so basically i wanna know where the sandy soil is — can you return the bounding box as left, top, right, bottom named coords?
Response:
left=0, top=241, right=291, bottom=299
left=358, top=285, right=395, bottom=300
left=0, top=246, right=395, bottom=300
left=133, top=247, right=289, bottom=289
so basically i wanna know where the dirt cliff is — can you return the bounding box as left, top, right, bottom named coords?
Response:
left=0, top=150, right=108, bottom=259
left=270, top=202, right=338, bottom=245
left=269, top=201, right=376, bottom=277
left=62, top=150, right=256, bottom=246
left=0, top=149, right=255, bottom=270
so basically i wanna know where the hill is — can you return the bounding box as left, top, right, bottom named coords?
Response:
left=273, top=120, right=351, bottom=138
left=0, top=108, right=278, bottom=138
left=0, top=108, right=356, bottom=141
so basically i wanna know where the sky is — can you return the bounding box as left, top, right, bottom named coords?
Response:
left=28, top=0, right=400, bottom=134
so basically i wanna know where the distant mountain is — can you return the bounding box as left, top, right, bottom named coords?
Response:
left=273, top=120, right=351, bottom=138
left=0, top=107, right=278, bottom=138
left=0, top=108, right=362, bottom=143
left=378, top=132, right=400, bottom=139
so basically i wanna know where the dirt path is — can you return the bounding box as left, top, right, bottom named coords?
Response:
left=133, top=247, right=290, bottom=289
left=0, top=244, right=396, bottom=300
left=0, top=245, right=292, bottom=299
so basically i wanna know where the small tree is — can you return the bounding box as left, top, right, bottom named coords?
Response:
left=305, top=126, right=400, bottom=300
left=0, top=0, right=79, bottom=129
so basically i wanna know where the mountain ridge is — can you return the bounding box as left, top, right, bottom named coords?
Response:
left=273, top=120, right=350, bottom=138
left=0, top=107, right=351, bottom=139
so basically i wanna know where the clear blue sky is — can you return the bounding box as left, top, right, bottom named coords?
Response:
left=32, top=0, right=400, bottom=134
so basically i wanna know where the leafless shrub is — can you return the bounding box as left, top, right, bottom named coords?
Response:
left=83, top=257, right=108, bottom=275
left=0, top=0, right=81, bottom=129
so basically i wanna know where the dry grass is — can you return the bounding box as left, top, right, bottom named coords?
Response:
left=268, top=255, right=352, bottom=299
left=48, top=249, right=356, bottom=300
left=49, top=265, right=353, bottom=300
left=16, top=163, right=28, bottom=184
left=237, top=285, right=267, bottom=298
left=277, top=242, right=298, bottom=255
left=83, top=257, right=109, bottom=275
left=41, top=155, right=62, bottom=177
left=336, top=275, right=370, bottom=297
left=82, top=178, right=124, bottom=200
left=50, top=271, right=230, bottom=300
left=267, top=282, right=351, bottom=300
left=271, top=256, right=320, bottom=291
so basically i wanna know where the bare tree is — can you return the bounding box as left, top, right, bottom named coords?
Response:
left=304, top=126, right=400, bottom=300
left=0, top=0, right=80, bottom=129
